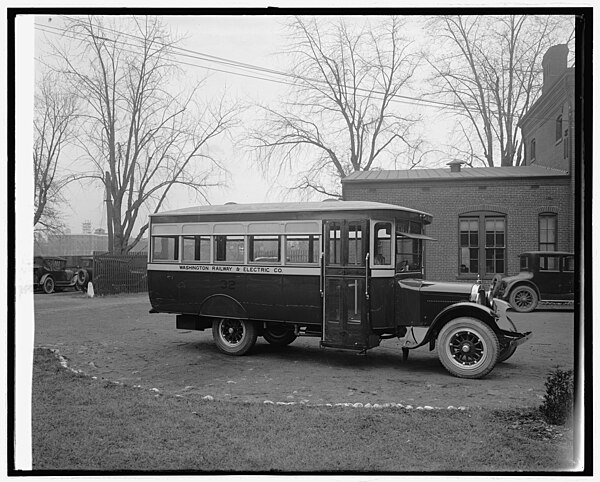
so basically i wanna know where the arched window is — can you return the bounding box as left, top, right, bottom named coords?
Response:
left=530, top=139, right=536, bottom=162
left=556, top=115, right=563, bottom=142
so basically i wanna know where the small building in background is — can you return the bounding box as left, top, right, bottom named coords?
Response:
left=34, top=233, right=109, bottom=256
left=34, top=231, right=148, bottom=257
left=343, top=45, right=576, bottom=282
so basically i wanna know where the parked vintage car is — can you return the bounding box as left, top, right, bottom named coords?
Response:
left=490, top=251, right=575, bottom=312
left=33, top=256, right=79, bottom=294
left=75, top=256, right=94, bottom=291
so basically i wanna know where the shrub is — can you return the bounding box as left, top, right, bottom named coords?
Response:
left=540, top=367, right=574, bottom=425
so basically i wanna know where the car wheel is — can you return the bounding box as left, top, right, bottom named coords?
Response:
left=508, top=285, right=538, bottom=313
left=77, top=269, right=90, bottom=291
left=437, top=317, right=499, bottom=379
left=212, top=318, right=257, bottom=355
left=263, top=324, right=297, bottom=346
left=42, top=277, right=55, bottom=294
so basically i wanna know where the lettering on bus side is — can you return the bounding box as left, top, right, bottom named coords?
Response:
left=177, top=264, right=284, bottom=274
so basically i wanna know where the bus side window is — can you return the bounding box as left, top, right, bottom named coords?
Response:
left=373, top=222, right=392, bottom=265
left=347, top=222, right=364, bottom=266
left=182, top=235, right=210, bottom=262
left=152, top=236, right=179, bottom=261
left=286, top=235, right=320, bottom=264
left=215, top=235, right=244, bottom=262
left=249, top=235, right=280, bottom=263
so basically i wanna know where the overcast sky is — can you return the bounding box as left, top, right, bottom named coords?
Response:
left=27, top=12, right=575, bottom=235
left=32, top=15, right=297, bottom=233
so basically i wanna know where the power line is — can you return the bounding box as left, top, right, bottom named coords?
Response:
left=34, top=18, right=566, bottom=124
left=34, top=20, right=480, bottom=114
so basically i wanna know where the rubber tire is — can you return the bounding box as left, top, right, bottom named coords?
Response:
left=497, top=317, right=518, bottom=363
left=212, top=318, right=257, bottom=356
left=508, top=285, right=538, bottom=313
left=77, top=269, right=90, bottom=290
left=263, top=324, right=297, bottom=346
left=437, top=317, right=499, bottom=379
left=43, top=277, right=55, bottom=294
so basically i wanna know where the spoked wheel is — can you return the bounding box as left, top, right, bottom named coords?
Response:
left=263, top=323, right=297, bottom=346
left=42, top=277, right=55, bottom=294
left=509, top=286, right=538, bottom=313
left=437, top=317, right=499, bottom=379
left=212, top=318, right=257, bottom=355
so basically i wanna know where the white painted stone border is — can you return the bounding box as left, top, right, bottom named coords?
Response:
left=43, top=347, right=469, bottom=411
left=262, top=400, right=467, bottom=410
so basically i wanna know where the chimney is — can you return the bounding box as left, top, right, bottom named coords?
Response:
left=542, top=44, right=568, bottom=94
left=447, top=160, right=464, bottom=173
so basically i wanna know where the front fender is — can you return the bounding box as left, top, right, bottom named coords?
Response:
left=408, top=300, right=531, bottom=350
left=38, top=273, right=51, bottom=286
left=503, top=276, right=539, bottom=301
left=415, top=302, right=499, bottom=349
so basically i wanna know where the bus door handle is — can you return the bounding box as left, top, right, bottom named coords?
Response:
left=365, top=253, right=370, bottom=300
left=319, top=253, right=324, bottom=297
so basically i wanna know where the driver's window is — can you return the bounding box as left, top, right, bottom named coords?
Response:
left=396, top=236, right=423, bottom=272
left=373, top=222, right=392, bottom=266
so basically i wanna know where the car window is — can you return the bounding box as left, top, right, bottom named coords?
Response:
left=564, top=256, right=574, bottom=272
left=519, top=255, right=529, bottom=271
left=540, top=255, right=560, bottom=271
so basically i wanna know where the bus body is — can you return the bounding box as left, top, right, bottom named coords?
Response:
left=147, top=200, right=531, bottom=379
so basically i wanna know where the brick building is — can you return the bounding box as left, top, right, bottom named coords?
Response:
left=342, top=45, right=575, bottom=282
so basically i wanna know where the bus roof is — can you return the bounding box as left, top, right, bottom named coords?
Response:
left=151, top=200, right=433, bottom=220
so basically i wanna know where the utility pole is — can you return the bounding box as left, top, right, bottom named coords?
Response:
left=105, top=171, right=114, bottom=253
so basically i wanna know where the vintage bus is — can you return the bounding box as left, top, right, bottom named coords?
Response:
left=147, top=200, right=531, bottom=379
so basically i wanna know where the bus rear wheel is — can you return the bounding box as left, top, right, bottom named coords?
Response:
left=212, top=318, right=257, bottom=356
left=263, top=323, right=297, bottom=346
left=437, top=317, right=499, bottom=379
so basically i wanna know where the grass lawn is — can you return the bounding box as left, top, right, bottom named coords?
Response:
left=31, top=348, right=576, bottom=473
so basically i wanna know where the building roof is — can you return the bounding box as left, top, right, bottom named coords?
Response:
left=342, top=165, right=569, bottom=184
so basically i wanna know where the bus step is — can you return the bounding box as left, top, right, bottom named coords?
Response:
left=319, top=342, right=366, bottom=353
left=298, top=329, right=322, bottom=337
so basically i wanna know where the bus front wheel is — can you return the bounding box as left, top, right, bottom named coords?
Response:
left=437, top=317, right=499, bottom=379
left=212, top=318, right=257, bottom=356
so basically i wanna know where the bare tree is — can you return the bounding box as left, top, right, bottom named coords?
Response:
left=248, top=16, right=423, bottom=198
left=425, top=15, right=574, bottom=167
left=33, top=70, right=79, bottom=234
left=50, top=16, right=239, bottom=253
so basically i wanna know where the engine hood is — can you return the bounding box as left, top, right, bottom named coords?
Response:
left=399, top=278, right=475, bottom=296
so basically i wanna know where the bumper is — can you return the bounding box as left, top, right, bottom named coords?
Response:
left=493, top=298, right=533, bottom=347
left=503, top=330, right=533, bottom=349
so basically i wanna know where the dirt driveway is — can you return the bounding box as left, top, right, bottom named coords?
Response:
left=33, top=291, right=575, bottom=409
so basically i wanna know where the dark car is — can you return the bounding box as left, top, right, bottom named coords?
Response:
left=33, top=256, right=78, bottom=294
left=491, top=251, right=575, bottom=312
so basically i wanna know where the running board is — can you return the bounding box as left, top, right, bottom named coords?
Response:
left=320, top=342, right=368, bottom=353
